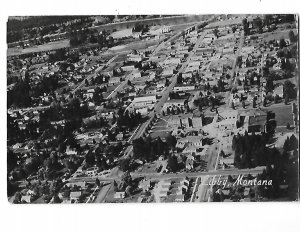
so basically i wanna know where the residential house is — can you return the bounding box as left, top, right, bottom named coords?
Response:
left=273, top=85, right=283, bottom=98
left=185, top=154, right=195, bottom=170
left=21, top=195, right=32, bottom=203
left=109, top=77, right=121, bottom=85
left=116, top=133, right=124, bottom=141
left=121, top=65, right=136, bottom=72
left=114, top=192, right=126, bottom=199
left=70, top=191, right=82, bottom=201
left=161, top=68, right=174, bottom=77
left=135, top=107, right=148, bottom=116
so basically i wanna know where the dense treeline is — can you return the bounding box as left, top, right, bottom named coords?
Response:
left=132, top=135, right=177, bottom=162
left=231, top=133, right=298, bottom=200
left=7, top=16, right=90, bottom=32
left=232, top=132, right=298, bottom=169
left=117, top=110, right=143, bottom=129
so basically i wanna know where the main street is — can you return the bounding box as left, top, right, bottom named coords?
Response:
left=192, top=26, right=246, bottom=202
left=226, top=30, right=245, bottom=106
left=68, top=166, right=266, bottom=183
left=120, top=18, right=215, bottom=160
left=105, top=21, right=206, bottom=100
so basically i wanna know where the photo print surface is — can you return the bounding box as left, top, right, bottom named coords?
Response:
left=7, top=14, right=299, bottom=203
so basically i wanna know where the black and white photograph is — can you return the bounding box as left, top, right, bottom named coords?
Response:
left=6, top=13, right=299, bottom=204
left=2, top=1, right=300, bottom=232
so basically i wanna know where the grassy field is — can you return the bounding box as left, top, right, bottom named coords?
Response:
left=150, top=130, right=171, bottom=140
left=7, top=39, right=70, bottom=56
left=261, top=29, right=298, bottom=42
left=268, top=104, right=295, bottom=129
left=206, top=17, right=243, bottom=28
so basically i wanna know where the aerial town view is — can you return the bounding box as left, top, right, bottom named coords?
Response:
left=7, top=14, right=299, bottom=203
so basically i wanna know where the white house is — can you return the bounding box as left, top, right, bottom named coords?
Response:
left=114, top=192, right=126, bottom=199
left=70, top=191, right=82, bottom=201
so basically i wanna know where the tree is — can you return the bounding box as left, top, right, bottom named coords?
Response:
left=168, top=155, right=179, bottom=173
left=279, top=38, right=286, bottom=49
left=13, top=192, right=22, bottom=204
left=108, top=36, right=114, bottom=47
left=85, top=79, right=89, bottom=87
left=213, top=28, right=219, bottom=38
left=274, top=94, right=280, bottom=104
left=217, top=79, right=225, bottom=92
left=90, top=34, right=97, bottom=43
left=166, top=134, right=177, bottom=148
left=264, top=15, right=272, bottom=27
left=53, top=194, right=62, bottom=203
left=242, top=100, right=246, bottom=109
left=265, top=76, right=274, bottom=93
left=220, top=150, right=225, bottom=158
left=266, top=120, right=276, bottom=135
left=242, top=18, right=250, bottom=35
left=263, top=98, right=267, bottom=107
left=95, top=178, right=100, bottom=187
left=283, top=137, right=290, bottom=152
left=289, top=30, right=296, bottom=43
left=284, top=94, right=289, bottom=105
left=119, top=158, right=131, bottom=172
left=85, top=150, right=95, bottom=167
left=252, top=98, right=256, bottom=108
left=283, top=80, right=296, bottom=99
left=253, top=17, right=263, bottom=33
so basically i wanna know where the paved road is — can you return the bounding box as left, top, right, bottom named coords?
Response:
left=120, top=18, right=215, bottom=159
left=105, top=21, right=205, bottom=101
left=227, top=30, right=245, bottom=106
left=9, top=105, right=50, bottom=114
left=94, top=183, right=112, bottom=203
left=68, top=166, right=266, bottom=183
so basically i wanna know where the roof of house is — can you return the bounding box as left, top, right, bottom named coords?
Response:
left=70, top=191, right=82, bottom=198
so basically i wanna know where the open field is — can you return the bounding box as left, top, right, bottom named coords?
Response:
left=270, top=105, right=294, bottom=125
left=260, top=29, right=298, bottom=42
left=150, top=130, right=172, bottom=140
left=7, top=39, right=70, bottom=56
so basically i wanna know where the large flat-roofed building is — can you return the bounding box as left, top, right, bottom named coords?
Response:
left=173, top=84, right=195, bottom=92
left=216, top=110, right=239, bottom=130
left=163, top=112, right=202, bottom=129
left=132, top=95, right=156, bottom=107
left=163, top=99, right=186, bottom=110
